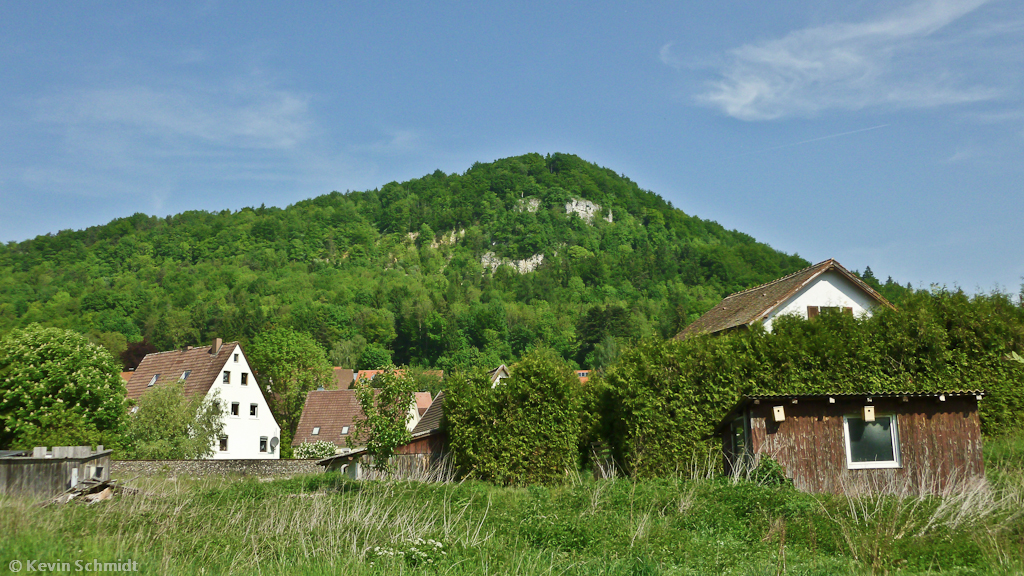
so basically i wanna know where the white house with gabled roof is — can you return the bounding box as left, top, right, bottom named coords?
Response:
left=126, top=338, right=281, bottom=459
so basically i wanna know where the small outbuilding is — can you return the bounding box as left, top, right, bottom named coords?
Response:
left=713, top=392, right=985, bottom=494
left=0, top=446, right=112, bottom=497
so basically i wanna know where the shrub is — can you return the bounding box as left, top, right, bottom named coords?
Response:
left=294, top=440, right=338, bottom=460
left=447, top=348, right=584, bottom=485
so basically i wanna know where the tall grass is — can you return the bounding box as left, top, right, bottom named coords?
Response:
left=1, top=437, right=1021, bottom=575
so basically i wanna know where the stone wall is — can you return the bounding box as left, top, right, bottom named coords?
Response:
left=111, top=459, right=323, bottom=479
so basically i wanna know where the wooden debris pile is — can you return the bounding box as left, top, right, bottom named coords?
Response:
left=42, top=479, right=140, bottom=506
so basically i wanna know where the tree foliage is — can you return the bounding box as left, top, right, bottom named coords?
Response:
left=349, top=367, right=415, bottom=475
left=247, top=327, right=333, bottom=452
left=0, top=324, right=126, bottom=449
left=123, top=381, right=225, bottom=459
left=446, top=348, right=585, bottom=485
left=0, top=153, right=816, bottom=371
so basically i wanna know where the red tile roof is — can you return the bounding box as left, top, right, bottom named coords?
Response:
left=676, top=259, right=895, bottom=338
left=415, top=391, right=433, bottom=416
left=125, top=342, right=238, bottom=400
left=291, top=389, right=369, bottom=447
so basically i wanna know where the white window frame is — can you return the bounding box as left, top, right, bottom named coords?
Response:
left=249, top=403, right=258, bottom=418
left=148, top=374, right=160, bottom=387
left=843, top=414, right=901, bottom=469
left=259, top=436, right=268, bottom=453
left=312, top=426, right=320, bottom=435
left=230, top=402, right=240, bottom=418
left=341, top=426, right=349, bottom=435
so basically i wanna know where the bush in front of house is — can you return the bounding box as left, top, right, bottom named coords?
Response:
left=446, top=348, right=585, bottom=485
left=294, top=440, right=338, bottom=460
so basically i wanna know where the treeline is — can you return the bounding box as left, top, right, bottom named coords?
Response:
left=446, top=288, right=1024, bottom=484
left=0, top=153, right=827, bottom=369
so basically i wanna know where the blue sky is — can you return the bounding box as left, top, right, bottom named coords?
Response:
left=2, top=1, right=1022, bottom=291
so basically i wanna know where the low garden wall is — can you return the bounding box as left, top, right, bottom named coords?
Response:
left=111, top=459, right=323, bottom=478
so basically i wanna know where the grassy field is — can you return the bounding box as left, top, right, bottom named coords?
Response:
left=2, top=439, right=1023, bottom=575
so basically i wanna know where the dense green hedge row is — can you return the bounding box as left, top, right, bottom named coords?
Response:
left=447, top=288, right=1024, bottom=483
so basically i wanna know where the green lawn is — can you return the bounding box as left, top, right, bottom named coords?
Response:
left=2, top=441, right=1022, bottom=575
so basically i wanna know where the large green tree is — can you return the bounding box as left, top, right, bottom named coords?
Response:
left=0, top=324, right=126, bottom=449
left=349, top=367, right=415, bottom=475
left=123, top=381, right=225, bottom=459
left=247, top=327, right=334, bottom=453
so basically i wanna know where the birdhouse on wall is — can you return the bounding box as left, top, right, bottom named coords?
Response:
left=772, top=405, right=786, bottom=422
left=862, top=405, right=875, bottom=422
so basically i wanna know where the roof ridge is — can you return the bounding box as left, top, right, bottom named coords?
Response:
left=722, top=259, right=834, bottom=300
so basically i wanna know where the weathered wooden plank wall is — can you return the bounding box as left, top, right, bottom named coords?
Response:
left=748, top=397, right=983, bottom=494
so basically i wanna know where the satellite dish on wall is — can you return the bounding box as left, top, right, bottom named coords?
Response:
left=270, top=437, right=280, bottom=450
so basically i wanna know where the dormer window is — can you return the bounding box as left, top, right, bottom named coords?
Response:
left=180, top=370, right=191, bottom=381
left=148, top=374, right=160, bottom=387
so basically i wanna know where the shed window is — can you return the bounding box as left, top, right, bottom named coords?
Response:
left=843, top=415, right=900, bottom=469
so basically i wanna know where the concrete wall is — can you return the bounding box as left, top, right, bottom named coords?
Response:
left=111, top=459, right=322, bottom=478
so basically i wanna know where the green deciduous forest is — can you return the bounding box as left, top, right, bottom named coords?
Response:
left=0, top=153, right=835, bottom=370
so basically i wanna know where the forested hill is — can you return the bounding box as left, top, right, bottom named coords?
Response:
left=0, top=152, right=809, bottom=370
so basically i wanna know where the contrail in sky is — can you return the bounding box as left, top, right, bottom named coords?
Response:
left=730, top=124, right=890, bottom=157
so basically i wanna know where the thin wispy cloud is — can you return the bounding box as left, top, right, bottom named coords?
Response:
left=39, top=83, right=311, bottom=149
left=693, top=0, right=1006, bottom=120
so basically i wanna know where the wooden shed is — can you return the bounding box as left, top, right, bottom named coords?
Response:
left=713, top=392, right=985, bottom=494
left=0, top=446, right=113, bottom=497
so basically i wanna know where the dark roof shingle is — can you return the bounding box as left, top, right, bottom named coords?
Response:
left=412, top=390, right=445, bottom=434
left=126, top=342, right=237, bottom=400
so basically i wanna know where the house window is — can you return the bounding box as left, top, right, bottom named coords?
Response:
left=241, top=373, right=248, bottom=385
left=250, top=403, right=258, bottom=417
left=807, top=306, right=853, bottom=319
left=219, top=436, right=228, bottom=452
left=230, top=402, right=240, bottom=417
left=341, top=426, right=349, bottom=435
left=223, top=371, right=230, bottom=384
left=259, top=437, right=268, bottom=452
left=843, top=414, right=901, bottom=469
left=234, top=353, right=239, bottom=363
left=180, top=370, right=191, bottom=381
left=312, top=427, right=320, bottom=435
left=148, top=374, right=160, bottom=387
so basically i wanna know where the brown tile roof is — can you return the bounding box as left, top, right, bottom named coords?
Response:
left=415, top=391, right=433, bottom=416
left=676, top=259, right=895, bottom=338
left=125, top=342, right=238, bottom=400
left=120, top=372, right=133, bottom=383
left=291, top=390, right=367, bottom=447
left=332, top=367, right=355, bottom=389
left=412, top=390, right=445, bottom=434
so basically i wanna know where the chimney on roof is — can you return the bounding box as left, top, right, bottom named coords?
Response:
left=211, top=338, right=222, bottom=355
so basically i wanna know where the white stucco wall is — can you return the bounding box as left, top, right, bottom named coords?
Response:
left=762, top=270, right=878, bottom=333
left=206, top=346, right=281, bottom=459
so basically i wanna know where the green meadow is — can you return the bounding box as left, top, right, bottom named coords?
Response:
left=2, top=438, right=1022, bottom=576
